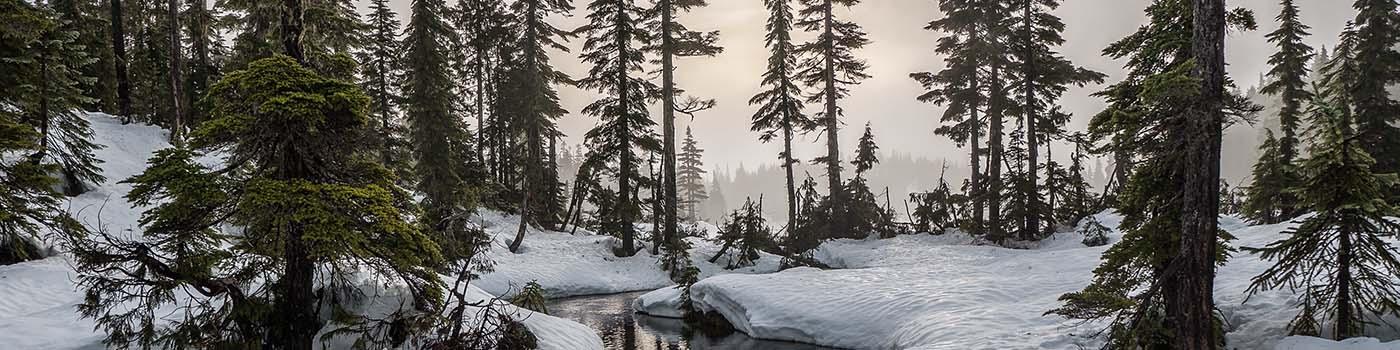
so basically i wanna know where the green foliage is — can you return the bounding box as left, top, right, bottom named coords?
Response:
left=576, top=0, right=658, bottom=256
left=1055, top=0, right=1257, bottom=346
left=1337, top=0, right=1400, bottom=192
left=909, top=171, right=961, bottom=235
left=0, top=110, right=68, bottom=264
left=510, top=281, right=550, bottom=314
left=712, top=198, right=774, bottom=269
left=1244, top=88, right=1400, bottom=340
left=70, top=56, right=445, bottom=349
left=1243, top=130, right=1299, bottom=224
left=677, top=128, right=708, bottom=222
left=1260, top=0, right=1313, bottom=176
left=1080, top=215, right=1111, bottom=247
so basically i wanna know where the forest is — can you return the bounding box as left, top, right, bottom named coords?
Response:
left=0, top=0, right=1397, bottom=349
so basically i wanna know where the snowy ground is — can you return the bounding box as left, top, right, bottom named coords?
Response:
left=637, top=212, right=1400, bottom=349
left=0, top=113, right=603, bottom=350
left=474, top=212, right=783, bottom=299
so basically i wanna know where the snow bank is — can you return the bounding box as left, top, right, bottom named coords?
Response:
left=1273, top=336, right=1400, bottom=350
left=674, top=212, right=1383, bottom=349
left=631, top=285, right=686, bottom=318
left=0, top=113, right=602, bottom=350
left=474, top=210, right=782, bottom=299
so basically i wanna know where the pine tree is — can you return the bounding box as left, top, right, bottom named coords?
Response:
left=1243, top=130, right=1295, bottom=224
left=913, top=0, right=1012, bottom=240
left=110, top=0, right=132, bottom=121
left=795, top=0, right=868, bottom=239
left=69, top=56, right=444, bottom=350
left=677, top=127, right=708, bottom=222
left=25, top=5, right=106, bottom=196
left=648, top=0, right=722, bottom=261
left=1244, top=87, right=1400, bottom=340
left=1342, top=0, right=1400, bottom=197
left=51, top=0, right=117, bottom=112
left=749, top=0, right=809, bottom=247
left=221, top=0, right=365, bottom=72
left=0, top=1, right=78, bottom=264
left=1248, top=0, right=1311, bottom=220
left=359, top=0, right=411, bottom=183
left=165, top=0, right=185, bottom=146
left=844, top=123, right=895, bottom=237
left=851, top=122, right=879, bottom=175
left=909, top=167, right=959, bottom=234
left=1050, top=0, right=1258, bottom=346
left=576, top=0, right=658, bottom=257
left=1009, top=0, right=1105, bottom=240
left=1261, top=0, right=1311, bottom=177
left=184, top=0, right=222, bottom=127
left=505, top=0, right=573, bottom=253
left=404, top=0, right=485, bottom=261
left=709, top=197, right=774, bottom=269
left=1051, top=134, right=1096, bottom=226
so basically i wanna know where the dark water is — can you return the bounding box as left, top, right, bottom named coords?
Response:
left=547, top=291, right=838, bottom=350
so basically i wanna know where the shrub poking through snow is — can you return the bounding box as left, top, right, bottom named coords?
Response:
left=709, top=197, right=774, bottom=269
left=1079, top=215, right=1111, bottom=247
left=1243, top=88, right=1400, bottom=340
left=510, top=281, right=549, bottom=314
left=908, top=167, right=961, bottom=235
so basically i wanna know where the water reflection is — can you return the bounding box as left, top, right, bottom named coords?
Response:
left=548, top=291, right=837, bottom=350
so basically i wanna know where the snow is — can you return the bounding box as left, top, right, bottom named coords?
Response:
left=0, top=113, right=603, bottom=350
left=474, top=211, right=783, bottom=299
left=632, top=210, right=1400, bottom=349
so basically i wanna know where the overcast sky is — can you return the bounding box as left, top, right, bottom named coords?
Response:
left=384, top=0, right=1353, bottom=175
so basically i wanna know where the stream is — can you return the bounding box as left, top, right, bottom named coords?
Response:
left=547, top=290, right=838, bottom=350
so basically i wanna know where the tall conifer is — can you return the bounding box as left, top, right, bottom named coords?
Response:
left=794, top=0, right=868, bottom=239
left=749, top=0, right=809, bottom=244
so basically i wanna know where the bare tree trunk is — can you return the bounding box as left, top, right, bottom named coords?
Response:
left=821, top=0, right=844, bottom=239
left=1022, top=0, right=1041, bottom=241
left=987, top=65, right=1005, bottom=244
left=110, top=0, right=132, bottom=123
left=167, top=0, right=184, bottom=147
left=1336, top=222, right=1356, bottom=339
left=659, top=0, right=680, bottom=259
left=1173, top=0, right=1225, bottom=348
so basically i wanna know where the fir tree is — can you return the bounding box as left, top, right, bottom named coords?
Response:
left=913, top=0, right=1013, bottom=240
left=69, top=56, right=444, bottom=350
left=1245, top=87, right=1400, bottom=340
left=909, top=167, right=960, bottom=235
left=576, top=0, right=658, bottom=257
left=795, top=0, right=868, bottom=239
left=1341, top=0, right=1400, bottom=196
left=1050, top=0, right=1258, bottom=346
left=844, top=123, right=895, bottom=237
left=0, top=1, right=78, bottom=264
left=677, top=127, right=708, bottom=222
left=358, top=0, right=411, bottom=182
left=851, top=122, right=879, bottom=175
left=1009, top=0, right=1105, bottom=240
left=403, top=0, right=485, bottom=261
left=647, top=0, right=721, bottom=261
left=1052, top=134, right=1097, bottom=226
left=184, top=0, right=222, bottom=127
left=1243, top=130, right=1295, bottom=224
left=51, top=0, right=117, bottom=112
left=505, top=0, right=573, bottom=253
left=749, top=0, right=810, bottom=247
left=1260, top=0, right=1312, bottom=178
left=709, top=197, right=774, bottom=269
left=24, top=6, right=106, bottom=195
left=111, top=0, right=132, bottom=121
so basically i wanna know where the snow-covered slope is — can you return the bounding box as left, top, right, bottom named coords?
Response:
left=0, top=113, right=603, bottom=350
left=634, top=211, right=1400, bottom=349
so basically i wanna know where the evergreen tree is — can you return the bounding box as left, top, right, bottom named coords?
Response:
left=749, top=0, right=810, bottom=247
left=909, top=167, right=960, bottom=235
left=1243, top=130, right=1295, bottom=224
left=677, top=127, right=708, bottom=222
left=505, top=0, right=573, bottom=253
left=184, top=0, right=222, bottom=127
left=24, top=5, right=106, bottom=196
left=851, top=122, right=879, bottom=175
left=1052, top=134, right=1096, bottom=226
left=844, top=123, right=896, bottom=237
left=51, top=0, right=117, bottom=112
left=69, top=56, right=444, bottom=350
left=576, top=0, right=658, bottom=257
left=358, top=0, right=411, bottom=182
left=403, top=0, right=485, bottom=261
left=111, top=0, right=132, bottom=121
left=647, top=0, right=721, bottom=260
left=1245, top=87, right=1400, bottom=340
left=1008, top=0, right=1105, bottom=240
left=165, top=0, right=186, bottom=146
left=795, top=0, right=868, bottom=239
left=0, top=1, right=77, bottom=264
left=1341, top=0, right=1400, bottom=197
left=709, top=197, right=774, bottom=269
left=1050, top=0, right=1258, bottom=346
left=220, top=0, right=365, bottom=72
left=1260, top=0, right=1311, bottom=187
left=913, top=0, right=1013, bottom=240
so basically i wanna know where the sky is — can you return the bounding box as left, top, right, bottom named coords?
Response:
left=384, top=0, right=1354, bottom=176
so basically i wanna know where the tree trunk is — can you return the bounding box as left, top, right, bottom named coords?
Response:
left=821, top=0, right=844, bottom=239
left=1336, top=221, right=1355, bottom=339
left=659, top=0, right=680, bottom=260
left=1022, top=0, right=1040, bottom=241
left=110, top=0, right=131, bottom=123
left=1173, top=0, right=1225, bottom=348
left=783, top=117, right=798, bottom=239
left=968, top=43, right=983, bottom=235
left=987, top=64, right=1005, bottom=244
left=167, top=0, right=184, bottom=147
left=190, top=0, right=211, bottom=126
left=614, top=0, right=636, bottom=256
